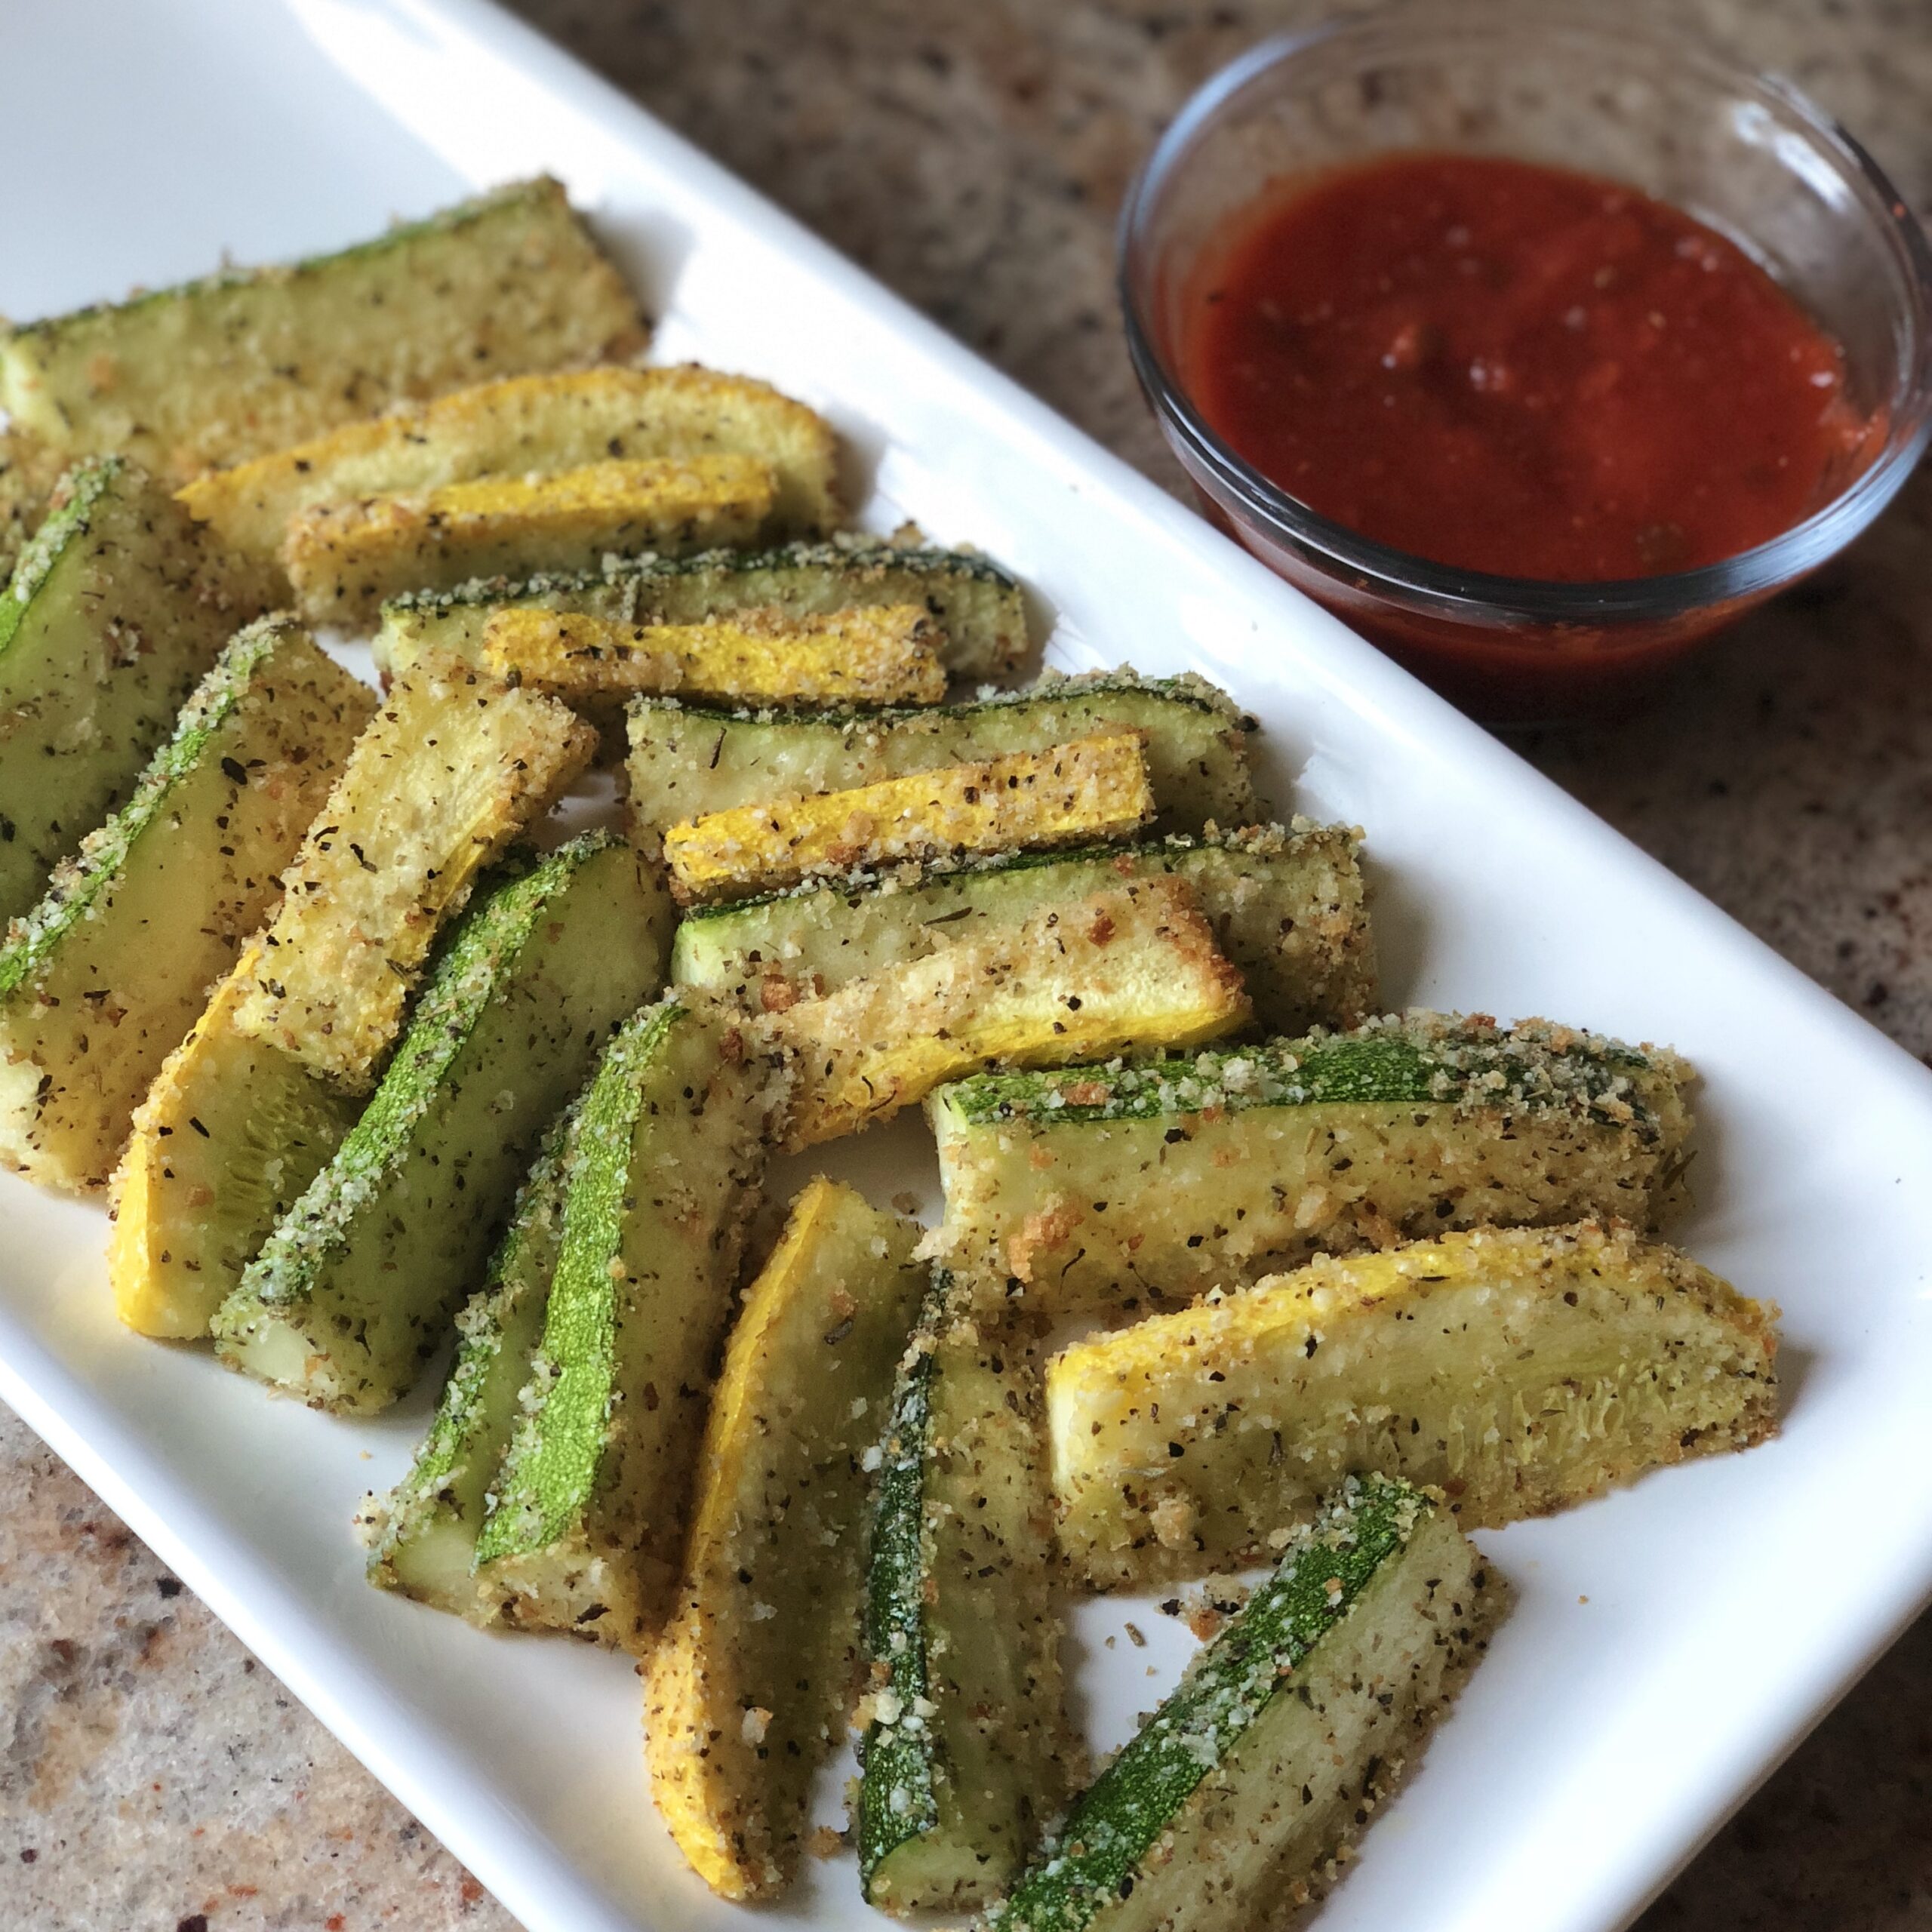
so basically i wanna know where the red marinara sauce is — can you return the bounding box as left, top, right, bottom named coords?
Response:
left=1183, top=152, right=1867, bottom=585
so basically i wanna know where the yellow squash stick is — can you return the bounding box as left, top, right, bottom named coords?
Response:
left=663, top=728, right=1155, bottom=903
left=282, top=454, right=777, bottom=623
left=480, top=603, right=946, bottom=707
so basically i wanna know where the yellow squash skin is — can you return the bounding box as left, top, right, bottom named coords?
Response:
left=646, top=1179, right=925, bottom=1901
left=480, top=603, right=946, bottom=708
left=1048, top=1221, right=1780, bottom=1589
left=177, top=363, right=840, bottom=565
left=281, top=454, right=777, bottom=625
left=382, top=536, right=1032, bottom=685
left=663, top=728, right=1155, bottom=904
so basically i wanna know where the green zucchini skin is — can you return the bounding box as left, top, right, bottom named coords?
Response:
left=0, top=617, right=371, bottom=1192
left=629, top=668, right=1257, bottom=837
left=1, top=178, right=646, bottom=481
left=673, top=823, right=1374, bottom=1035
left=858, top=1277, right=1072, bottom=1912
left=362, top=1109, right=574, bottom=1618
left=375, top=535, right=1029, bottom=681
left=928, top=1011, right=1694, bottom=1318
left=212, top=833, right=673, bottom=1414
left=983, top=1475, right=1483, bottom=1932
left=472, top=996, right=778, bottom=1649
left=857, top=1287, right=943, bottom=1891
left=0, top=457, right=271, bottom=921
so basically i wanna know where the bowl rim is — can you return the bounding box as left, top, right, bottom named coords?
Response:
left=1118, top=3, right=1932, bottom=626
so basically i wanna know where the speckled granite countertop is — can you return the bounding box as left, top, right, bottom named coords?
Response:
left=5, top=2, right=1931, bottom=1927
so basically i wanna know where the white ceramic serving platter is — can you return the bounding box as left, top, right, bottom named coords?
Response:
left=3, top=2, right=1931, bottom=1928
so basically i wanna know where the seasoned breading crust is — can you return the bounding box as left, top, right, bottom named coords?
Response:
left=109, top=942, right=357, bottom=1340
left=231, top=664, right=596, bottom=1092
left=926, top=1010, right=1695, bottom=1318
left=0, top=620, right=371, bottom=1194
left=983, top=1476, right=1487, bottom=1932
left=858, top=1281, right=1075, bottom=1912
left=1, top=177, right=647, bottom=482
left=0, top=456, right=276, bottom=924
left=379, top=533, right=1032, bottom=681
left=475, top=998, right=783, bottom=1651
left=672, top=820, right=1376, bottom=1035
left=0, top=429, right=68, bottom=583
left=629, top=666, right=1254, bottom=835
left=116, top=715, right=617, bottom=1338
left=361, top=1110, right=577, bottom=1622
left=213, top=836, right=672, bottom=1415
left=1048, top=1221, right=1779, bottom=1589
left=177, top=363, right=840, bottom=565
left=764, top=876, right=1251, bottom=1149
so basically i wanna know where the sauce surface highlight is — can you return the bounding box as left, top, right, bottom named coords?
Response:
left=1183, top=152, right=1868, bottom=582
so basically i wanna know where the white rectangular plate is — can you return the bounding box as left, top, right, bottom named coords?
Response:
left=5, top=4, right=1932, bottom=1930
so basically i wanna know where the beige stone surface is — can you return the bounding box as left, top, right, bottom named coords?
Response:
left=5, top=2, right=1931, bottom=1927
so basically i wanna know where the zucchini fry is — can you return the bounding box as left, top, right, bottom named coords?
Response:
left=0, top=620, right=371, bottom=1193
left=475, top=998, right=780, bottom=1649
left=858, top=1278, right=1074, bottom=1912
left=673, top=821, right=1376, bottom=1035
left=231, top=664, right=595, bottom=1091
left=664, top=729, right=1155, bottom=904
left=283, top=455, right=777, bottom=626
left=377, top=535, right=1029, bottom=681
left=480, top=603, right=946, bottom=707
left=178, top=363, right=839, bottom=567
left=985, top=1475, right=1484, bottom=1932
left=1049, top=1222, right=1779, bottom=1589
left=214, top=835, right=672, bottom=1414
left=629, top=666, right=1254, bottom=835
left=647, top=1180, right=926, bottom=1901
left=768, top=877, right=1250, bottom=1149
left=0, top=457, right=272, bottom=923
left=928, top=1011, right=1694, bottom=1318
left=364, top=1115, right=574, bottom=1620
left=0, top=177, right=645, bottom=481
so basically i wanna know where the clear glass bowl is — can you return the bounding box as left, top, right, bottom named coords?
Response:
left=1119, top=5, right=1932, bottom=724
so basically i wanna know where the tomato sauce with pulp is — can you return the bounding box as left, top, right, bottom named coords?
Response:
left=1183, top=152, right=1866, bottom=583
